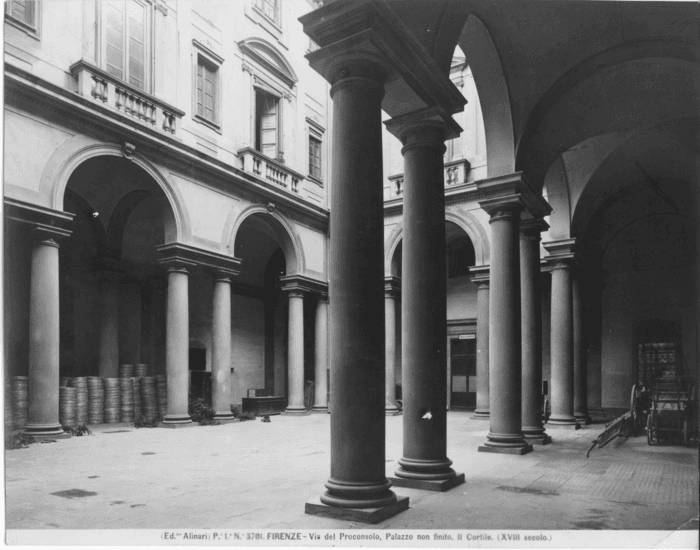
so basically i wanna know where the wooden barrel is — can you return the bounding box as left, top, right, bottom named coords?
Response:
left=140, top=377, right=158, bottom=421
left=120, top=377, right=134, bottom=423
left=104, top=378, right=121, bottom=423
left=60, top=376, right=71, bottom=388
left=59, top=386, right=77, bottom=428
left=87, top=377, right=104, bottom=425
left=119, top=364, right=134, bottom=379
left=155, top=375, right=167, bottom=419
left=135, top=364, right=149, bottom=378
left=132, top=377, right=142, bottom=420
left=70, top=377, right=89, bottom=425
left=11, top=376, right=28, bottom=430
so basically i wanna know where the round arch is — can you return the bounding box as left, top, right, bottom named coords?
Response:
left=384, top=207, right=490, bottom=276
left=227, top=204, right=305, bottom=276
left=42, top=137, right=189, bottom=243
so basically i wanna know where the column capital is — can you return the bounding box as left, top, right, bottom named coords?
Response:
left=469, top=265, right=490, bottom=286
left=384, top=275, right=401, bottom=298
left=156, top=242, right=241, bottom=276
left=5, top=198, right=74, bottom=239
left=476, top=172, right=551, bottom=220
left=544, top=238, right=577, bottom=269
left=279, top=274, right=328, bottom=295
left=300, top=0, right=465, bottom=118
left=520, top=218, right=549, bottom=239
left=317, top=293, right=329, bottom=304
left=385, top=106, right=462, bottom=151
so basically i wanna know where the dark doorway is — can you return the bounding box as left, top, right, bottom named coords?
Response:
left=450, top=336, right=476, bottom=408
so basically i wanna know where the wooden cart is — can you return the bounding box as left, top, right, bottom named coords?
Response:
left=647, top=380, right=695, bottom=446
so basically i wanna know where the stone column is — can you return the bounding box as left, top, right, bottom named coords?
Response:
left=573, top=272, right=591, bottom=425
left=119, top=282, right=142, bottom=365
left=470, top=266, right=490, bottom=420
left=384, top=277, right=400, bottom=415
left=24, top=227, right=70, bottom=437
left=212, top=271, right=234, bottom=420
left=312, top=294, right=329, bottom=412
left=386, top=108, right=464, bottom=490
left=161, top=261, right=193, bottom=426
left=98, top=272, right=121, bottom=379
left=305, top=58, right=406, bottom=519
left=544, top=240, right=579, bottom=428
left=520, top=219, right=551, bottom=444
left=586, top=278, right=604, bottom=418
left=284, top=290, right=307, bottom=414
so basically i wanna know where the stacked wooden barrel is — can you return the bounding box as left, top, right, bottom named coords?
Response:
left=140, top=377, right=158, bottom=421
left=119, top=363, right=134, bottom=379
left=88, top=376, right=104, bottom=424
left=132, top=377, right=142, bottom=419
left=11, top=376, right=28, bottom=430
left=104, top=378, right=121, bottom=423
left=155, top=375, right=167, bottom=419
left=120, top=377, right=135, bottom=423
left=135, top=363, right=149, bottom=378
left=60, top=376, right=71, bottom=388
left=59, top=386, right=77, bottom=428
left=70, top=377, right=89, bottom=425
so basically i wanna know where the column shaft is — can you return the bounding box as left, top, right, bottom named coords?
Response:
left=479, top=206, right=531, bottom=454
left=98, top=276, right=120, bottom=378
left=394, top=121, right=459, bottom=485
left=573, top=274, right=590, bottom=424
left=472, top=277, right=490, bottom=419
left=25, top=235, right=64, bottom=436
left=549, top=262, right=577, bottom=426
left=385, top=291, right=399, bottom=413
left=520, top=224, right=550, bottom=444
left=285, top=292, right=306, bottom=413
left=322, top=61, right=396, bottom=509
left=163, top=265, right=192, bottom=425
left=312, top=296, right=329, bottom=412
left=212, top=275, right=234, bottom=419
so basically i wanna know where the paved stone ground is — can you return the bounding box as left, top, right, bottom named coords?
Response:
left=5, top=412, right=698, bottom=530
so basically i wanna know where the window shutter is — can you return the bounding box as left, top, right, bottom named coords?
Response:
left=260, top=95, right=278, bottom=158
left=204, top=65, right=215, bottom=122
left=105, top=1, right=125, bottom=80
left=196, top=62, right=204, bottom=117
left=126, top=1, right=146, bottom=90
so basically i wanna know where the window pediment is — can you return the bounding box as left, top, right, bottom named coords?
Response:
left=239, top=37, right=297, bottom=88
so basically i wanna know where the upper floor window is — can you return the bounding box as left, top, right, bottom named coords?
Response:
left=255, top=88, right=281, bottom=161
left=102, top=0, right=151, bottom=91
left=5, top=0, right=39, bottom=34
left=308, top=133, right=322, bottom=182
left=196, top=56, right=219, bottom=126
left=255, top=0, right=279, bottom=26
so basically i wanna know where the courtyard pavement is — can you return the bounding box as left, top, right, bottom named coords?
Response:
left=4, top=412, right=698, bottom=532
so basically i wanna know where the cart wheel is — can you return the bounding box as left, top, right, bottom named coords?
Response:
left=647, top=410, right=656, bottom=445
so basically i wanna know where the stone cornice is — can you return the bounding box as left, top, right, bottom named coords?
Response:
left=300, top=0, right=465, bottom=117
left=385, top=106, right=462, bottom=143
left=4, top=64, right=330, bottom=233
left=543, top=238, right=577, bottom=267
left=4, top=198, right=74, bottom=238
left=476, top=172, right=551, bottom=219
left=279, top=274, right=328, bottom=295
left=469, top=265, right=490, bottom=285
left=156, top=243, right=241, bottom=276
left=384, top=275, right=401, bottom=297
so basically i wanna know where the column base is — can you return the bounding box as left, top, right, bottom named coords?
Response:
left=23, top=423, right=66, bottom=438
left=214, top=417, right=240, bottom=425
left=282, top=407, right=311, bottom=416
left=213, top=412, right=236, bottom=421
left=478, top=443, right=532, bottom=455
left=311, top=406, right=329, bottom=413
left=575, top=413, right=592, bottom=425
left=547, top=417, right=581, bottom=429
left=25, top=431, right=72, bottom=441
left=305, top=495, right=409, bottom=524
left=389, top=473, right=464, bottom=492
left=523, top=433, right=552, bottom=445
left=161, top=415, right=193, bottom=428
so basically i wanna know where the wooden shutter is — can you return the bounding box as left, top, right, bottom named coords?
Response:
left=126, top=1, right=145, bottom=90
left=105, top=1, right=125, bottom=80
left=203, top=64, right=216, bottom=122
left=8, top=0, right=36, bottom=27
left=260, top=93, right=278, bottom=158
left=196, top=62, right=204, bottom=117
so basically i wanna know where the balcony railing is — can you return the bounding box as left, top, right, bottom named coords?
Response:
left=70, top=60, right=185, bottom=136
left=388, top=158, right=472, bottom=197
left=237, top=147, right=303, bottom=193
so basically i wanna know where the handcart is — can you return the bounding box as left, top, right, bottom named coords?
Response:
left=647, top=379, right=695, bottom=446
